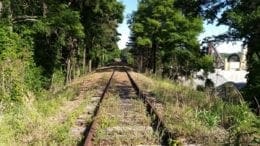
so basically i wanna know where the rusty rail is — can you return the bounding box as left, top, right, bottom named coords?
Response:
left=84, top=70, right=115, bottom=146
left=84, top=66, right=173, bottom=145
left=125, top=70, right=174, bottom=144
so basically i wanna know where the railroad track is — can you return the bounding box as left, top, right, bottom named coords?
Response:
left=83, top=66, right=173, bottom=146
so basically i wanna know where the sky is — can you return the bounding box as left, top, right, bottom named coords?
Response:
left=117, top=0, right=138, bottom=50
left=117, top=0, right=242, bottom=53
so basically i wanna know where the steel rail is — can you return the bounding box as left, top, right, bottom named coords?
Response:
left=84, top=66, right=174, bottom=145
left=125, top=69, right=174, bottom=144
left=84, top=70, right=115, bottom=146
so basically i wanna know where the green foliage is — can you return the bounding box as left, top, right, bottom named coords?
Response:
left=0, top=25, right=42, bottom=105
left=81, top=0, right=124, bottom=68
left=49, top=98, right=90, bottom=144
left=36, top=86, right=79, bottom=116
left=164, top=49, right=199, bottom=76
left=0, top=0, right=126, bottom=145
left=198, top=110, right=220, bottom=128
left=50, top=70, right=66, bottom=91
left=0, top=104, right=42, bottom=143
left=0, top=0, right=124, bottom=143
left=129, top=0, right=204, bottom=75
left=198, top=55, right=214, bottom=74
left=132, top=73, right=260, bottom=143
left=136, top=37, right=152, bottom=47
left=222, top=103, right=257, bottom=133
left=1, top=0, right=124, bottom=88
left=199, top=0, right=260, bottom=108
left=0, top=81, right=88, bottom=144
left=121, top=48, right=134, bottom=65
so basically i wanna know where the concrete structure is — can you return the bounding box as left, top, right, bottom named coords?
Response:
left=192, top=69, right=248, bottom=90
left=224, top=48, right=247, bottom=71
left=240, top=48, right=247, bottom=70
left=209, top=69, right=247, bottom=88
left=191, top=47, right=248, bottom=90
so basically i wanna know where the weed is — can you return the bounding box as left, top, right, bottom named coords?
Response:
left=130, top=72, right=259, bottom=144
left=35, top=86, right=79, bottom=116
left=46, top=95, right=91, bottom=144
left=197, top=110, right=220, bottom=128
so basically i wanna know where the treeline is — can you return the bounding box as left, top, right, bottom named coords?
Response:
left=128, top=0, right=214, bottom=78
left=128, top=0, right=259, bottom=111
left=0, top=0, right=123, bottom=104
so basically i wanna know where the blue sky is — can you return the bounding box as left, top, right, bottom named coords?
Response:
left=117, top=0, right=138, bottom=50
left=117, top=0, right=242, bottom=53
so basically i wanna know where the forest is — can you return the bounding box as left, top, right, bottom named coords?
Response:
left=0, top=0, right=124, bottom=101
left=128, top=0, right=260, bottom=111
left=0, top=0, right=259, bottom=144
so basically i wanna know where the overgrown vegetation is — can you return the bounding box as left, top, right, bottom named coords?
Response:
left=0, top=0, right=259, bottom=144
left=0, top=0, right=123, bottom=103
left=0, top=71, right=111, bottom=144
left=128, top=0, right=214, bottom=77
left=94, top=94, right=120, bottom=144
left=94, top=91, right=159, bottom=145
left=131, top=72, right=260, bottom=144
left=128, top=0, right=260, bottom=112
left=0, top=83, right=82, bottom=143
left=49, top=96, right=92, bottom=144
left=0, top=0, right=123, bottom=143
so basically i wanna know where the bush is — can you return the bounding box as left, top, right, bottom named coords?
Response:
left=131, top=73, right=260, bottom=144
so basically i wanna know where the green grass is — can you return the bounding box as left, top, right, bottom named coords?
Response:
left=94, top=90, right=159, bottom=145
left=0, top=71, right=111, bottom=144
left=94, top=94, right=120, bottom=144
left=35, top=85, right=80, bottom=116
left=48, top=96, right=91, bottom=144
left=0, top=104, right=42, bottom=143
left=0, top=90, right=94, bottom=145
left=0, top=82, right=88, bottom=144
left=131, top=72, right=260, bottom=144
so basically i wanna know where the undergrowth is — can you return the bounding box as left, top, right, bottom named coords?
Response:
left=94, top=94, right=120, bottom=144
left=131, top=72, right=260, bottom=144
left=35, top=85, right=80, bottom=116
left=0, top=81, right=85, bottom=144
left=48, top=97, right=91, bottom=144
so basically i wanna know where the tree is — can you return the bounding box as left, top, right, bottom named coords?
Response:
left=0, top=0, right=125, bottom=92
left=195, top=0, right=260, bottom=110
left=129, top=0, right=204, bottom=77
left=0, top=24, right=42, bottom=103
left=80, top=0, right=124, bottom=71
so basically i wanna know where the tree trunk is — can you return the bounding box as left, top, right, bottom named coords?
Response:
left=4, top=0, right=13, bottom=31
left=66, top=37, right=74, bottom=84
left=42, top=0, right=47, bottom=18
left=152, top=43, right=157, bottom=74
left=85, top=37, right=93, bottom=73
left=66, top=58, right=71, bottom=84
left=76, top=47, right=81, bottom=77
left=72, top=50, right=76, bottom=80
left=140, top=55, right=143, bottom=72
left=88, top=59, right=92, bottom=72
left=0, top=1, right=3, bottom=17
left=83, top=47, right=86, bottom=74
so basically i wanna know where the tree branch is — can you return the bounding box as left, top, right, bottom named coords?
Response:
left=12, top=15, right=39, bottom=23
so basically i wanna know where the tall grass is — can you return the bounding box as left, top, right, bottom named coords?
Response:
left=0, top=82, right=82, bottom=144
left=131, top=72, right=260, bottom=144
left=48, top=97, right=91, bottom=144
